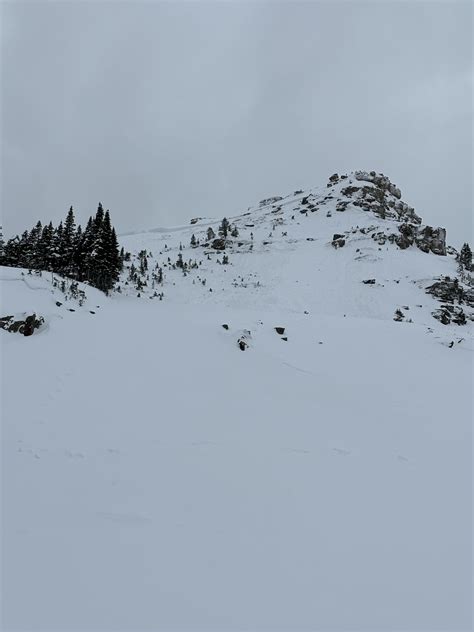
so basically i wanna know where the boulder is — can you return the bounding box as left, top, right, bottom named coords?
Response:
left=432, top=305, right=467, bottom=326
left=416, top=226, right=446, bottom=256
left=0, top=313, right=44, bottom=336
left=393, top=309, right=405, bottom=322
left=426, top=277, right=474, bottom=306
left=211, top=238, right=226, bottom=250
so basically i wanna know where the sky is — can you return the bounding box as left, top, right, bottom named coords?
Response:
left=1, top=0, right=473, bottom=247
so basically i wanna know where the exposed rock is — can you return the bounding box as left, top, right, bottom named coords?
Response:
left=0, top=313, right=44, bottom=336
left=211, top=238, right=226, bottom=250
left=333, top=234, right=344, bottom=241
left=393, top=309, right=405, bottom=322
left=222, top=324, right=229, bottom=330
left=392, top=223, right=447, bottom=255
left=329, top=173, right=339, bottom=183
left=354, top=170, right=402, bottom=199
left=432, top=305, right=467, bottom=326
left=426, top=277, right=474, bottom=307
left=416, top=226, right=446, bottom=256
left=341, top=172, right=421, bottom=224
left=396, top=223, right=417, bottom=250
left=190, top=217, right=202, bottom=225
left=259, top=196, right=282, bottom=207
left=237, top=330, right=251, bottom=351
left=341, top=185, right=360, bottom=197
left=275, top=327, right=285, bottom=335
left=332, top=238, right=345, bottom=249
left=362, top=279, right=376, bottom=284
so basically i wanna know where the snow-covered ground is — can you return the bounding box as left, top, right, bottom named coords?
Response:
left=2, top=173, right=472, bottom=630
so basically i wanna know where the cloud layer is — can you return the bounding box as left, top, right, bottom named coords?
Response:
left=2, top=1, right=472, bottom=246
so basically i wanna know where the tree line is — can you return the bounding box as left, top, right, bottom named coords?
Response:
left=0, top=204, right=123, bottom=292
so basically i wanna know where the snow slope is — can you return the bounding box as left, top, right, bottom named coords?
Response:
left=1, top=172, right=472, bottom=631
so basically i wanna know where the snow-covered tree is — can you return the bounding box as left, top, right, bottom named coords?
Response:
left=219, top=217, right=230, bottom=238
left=459, top=243, right=472, bottom=271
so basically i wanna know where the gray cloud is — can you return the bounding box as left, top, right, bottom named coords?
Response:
left=2, top=0, right=472, bottom=247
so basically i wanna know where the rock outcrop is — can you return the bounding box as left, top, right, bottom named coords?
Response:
left=336, top=171, right=422, bottom=225
left=426, top=277, right=474, bottom=325
left=432, top=305, right=467, bottom=326
left=416, top=226, right=446, bottom=256
left=426, top=277, right=474, bottom=307
left=0, top=313, right=44, bottom=336
left=354, top=170, right=402, bottom=199
left=211, top=238, right=226, bottom=250
left=395, top=224, right=447, bottom=255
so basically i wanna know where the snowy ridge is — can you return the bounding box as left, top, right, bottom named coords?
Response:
left=1, top=171, right=472, bottom=630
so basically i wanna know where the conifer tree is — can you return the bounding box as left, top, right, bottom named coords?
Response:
left=26, top=221, right=42, bottom=268
left=1, top=202, right=122, bottom=293
left=51, top=221, right=65, bottom=269
left=38, top=222, right=54, bottom=270
left=3, top=235, right=21, bottom=267
left=207, top=227, right=215, bottom=241
left=63, top=206, right=77, bottom=273
left=219, top=217, right=229, bottom=238
left=459, top=243, right=472, bottom=271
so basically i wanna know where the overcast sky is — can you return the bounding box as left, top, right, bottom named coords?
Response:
left=2, top=0, right=472, bottom=246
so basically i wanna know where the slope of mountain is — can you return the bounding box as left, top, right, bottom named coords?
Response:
left=2, top=172, right=472, bottom=630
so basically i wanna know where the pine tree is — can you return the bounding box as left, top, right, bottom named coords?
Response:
left=63, top=206, right=77, bottom=274
left=81, top=217, right=96, bottom=278
left=38, top=222, right=54, bottom=270
left=51, top=221, right=65, bottom=269
left=190, top=234, right=197, bottom=247
left=0, top=202, right=122, bottom=294
left=26, top=221, right=42, bottom=269
left=94, top=203, right=105, bottom=234
left=459, top=243, right=472, bottom=271
left=3, top=236, right=21, bottom=267
left=218, top=217, right=229, bottom=239
left=231, top=226, right=239, bottom=238
left=18, top=230, right=30, bottom=268
left=110, top=227, right=122, bottom=277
